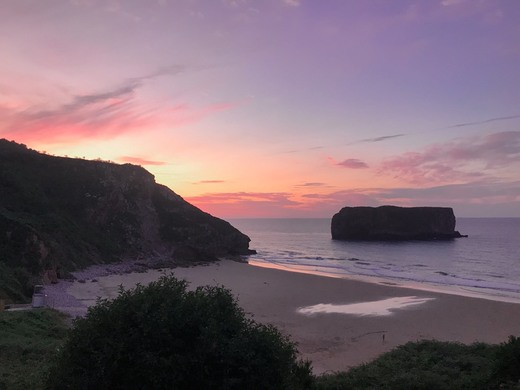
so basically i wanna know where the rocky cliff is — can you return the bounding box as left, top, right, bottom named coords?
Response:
left=0, top=139, right=254, bottom=300
left=331, top=206, right=466, bottom=241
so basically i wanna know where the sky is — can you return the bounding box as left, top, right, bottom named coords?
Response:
left=1, top=0, right=519, bottom=218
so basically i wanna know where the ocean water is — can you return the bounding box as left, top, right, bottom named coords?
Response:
left=229, top=218, right=520, bottom=303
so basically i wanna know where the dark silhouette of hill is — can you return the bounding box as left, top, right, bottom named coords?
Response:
left=0, top=139, right=253, bottom=301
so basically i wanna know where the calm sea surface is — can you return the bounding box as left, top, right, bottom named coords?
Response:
left=229, top=218, right=520, bottom=303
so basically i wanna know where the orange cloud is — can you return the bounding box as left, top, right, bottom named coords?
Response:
left=186, top=192, right=302, bottom=218
left=193, top=180, right=226, bottom=184
left=294, top=182, right=327, bottom=187
left=118, top=156, right=168, bottom=166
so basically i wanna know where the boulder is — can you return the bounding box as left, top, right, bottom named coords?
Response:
left=331, top=206, right=466, bottom=241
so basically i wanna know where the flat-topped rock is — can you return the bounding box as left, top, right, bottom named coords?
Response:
left=331, top=206, right=467, bottom=241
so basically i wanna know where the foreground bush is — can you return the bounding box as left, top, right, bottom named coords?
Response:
left=491, top=336, right=520, bottom=388
left=315, top=339, right=520, bottom=390
left=46, top=275, right=313, bottom=389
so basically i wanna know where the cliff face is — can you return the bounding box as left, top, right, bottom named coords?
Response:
left=0, top=139, right=253, bottom=288
left=331, top=206, right=465, bottom=241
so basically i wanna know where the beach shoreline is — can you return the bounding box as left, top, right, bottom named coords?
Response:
left=44, top=259, right=520, bottom=374
left=248, top=259, right=520, bottom=305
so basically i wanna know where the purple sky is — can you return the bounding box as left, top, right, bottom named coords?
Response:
left=1, top=0, right=519, bottom=217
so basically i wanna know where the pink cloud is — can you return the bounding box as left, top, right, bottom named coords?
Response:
left=118, top=156, right=168, bottom=166
left=186, top=177, right=520, bottom=218
left=1, top=93, right=235, bottom=147
left=193, top=180, right=226, bottom=184
left=187, top=189, right=382, bottom=218
left=294, top=182, right=327, bottom=187
left=0, top=68, right=237, bottom=147
left=379, top=131, right=520, bottom=185
left=186, top=192, right=302, bottom=218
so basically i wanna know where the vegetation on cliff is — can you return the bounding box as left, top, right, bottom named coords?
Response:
left=0, top=139, right=252, bottom=302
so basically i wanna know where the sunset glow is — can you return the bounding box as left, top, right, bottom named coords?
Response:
left=1, top=0, right=519, bottom=218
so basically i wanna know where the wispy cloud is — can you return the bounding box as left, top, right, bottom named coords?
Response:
left=377, top=180, right=520, bottom=203
left=0, top=65, right=235, bottom=146
left=188, top=191, right=297, bottom=204
left=379, top=131, right=520, bottom=185
left=132, top=65, right=186, bottom=83
left=1, top=66, right=182, bottom=142
left=344, top=115, right=520, bottom=147
left=349, top=134, right=406, bottom=145
left=437, top=0, right=504, bottom=23
left=446, top=115, right=520, bottom=129
left=187, top=177, right=520, bottom=218
left=283, top=0, right=301, bottom=7
left=193, top=180, right=226, bottom=184
left=186, top=191, right=301, bottom=218
left=295, top=182, right=326, bottom=187
left=118, top=156, right=168, bottom=166
left=440, top=0, right=466, bottom=6
left=223, top=0, right=247, bottom=7
left=336, top=158, right=369, bottom=169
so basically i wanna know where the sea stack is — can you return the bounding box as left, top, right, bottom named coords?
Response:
left=331, top=206, right=466, bottom=241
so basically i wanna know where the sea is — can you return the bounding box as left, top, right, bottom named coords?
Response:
left=229, top=218, right=520, bottom=304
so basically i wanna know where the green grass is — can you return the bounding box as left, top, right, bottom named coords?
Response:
left=315, top=339, right=520, bottom=390
left=0, top=309, right=69, bottom=390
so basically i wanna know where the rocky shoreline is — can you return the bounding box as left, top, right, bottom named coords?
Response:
left=42, top=256, right=220, bottom=317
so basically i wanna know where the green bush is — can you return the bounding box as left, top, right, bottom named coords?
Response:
left=315, top=340, right=497, bottom=390
left=46, top=275, right=313, bottom=389
left=490, top=336, right=520, bottom=388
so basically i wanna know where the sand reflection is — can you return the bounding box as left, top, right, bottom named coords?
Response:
left=298, top=296, right=435, bottom=317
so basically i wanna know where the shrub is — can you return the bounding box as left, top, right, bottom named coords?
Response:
left=46, top=275, right=313, bottom=389
left=315, top=340, right=496, bottom=390
left=491, top=336, right=520, bottom=388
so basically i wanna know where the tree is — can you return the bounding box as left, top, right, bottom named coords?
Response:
left=47, top=275, right=313, bottom=389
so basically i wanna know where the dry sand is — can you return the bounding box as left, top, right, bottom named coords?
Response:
left=50, top=260, right=520, bottom=374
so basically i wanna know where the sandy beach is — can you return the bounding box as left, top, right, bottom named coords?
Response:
left=47, top=260, right=520, bottom=374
